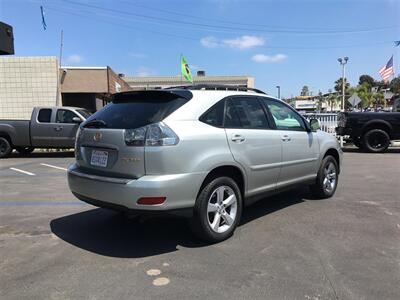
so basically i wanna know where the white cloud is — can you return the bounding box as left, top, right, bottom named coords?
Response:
left=66, top=54, right=83, bottom=64
left=135, top=66, right=154, bottom=77
left=223, top=35, right=265, bottom=50
left=200, top=36, right=219, bottom=48
left=251, top=54, right=287, bottom=63
left=200, top=35, right=265, bottom=50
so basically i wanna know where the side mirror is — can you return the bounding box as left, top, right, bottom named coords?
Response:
left=309, top=118, right=321, bottom=131
left=72, top=116, right=82, bottom=123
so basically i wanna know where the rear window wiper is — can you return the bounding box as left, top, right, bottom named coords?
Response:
left=83, top=119, right=107, bottom=128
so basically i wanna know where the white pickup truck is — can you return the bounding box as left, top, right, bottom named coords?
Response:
left=0, top=106, right=91, bottom=158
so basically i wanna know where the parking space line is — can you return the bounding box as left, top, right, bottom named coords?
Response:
left=40, top=163, right=68, bottom=171
left=9, top=167, right=35, bottom=176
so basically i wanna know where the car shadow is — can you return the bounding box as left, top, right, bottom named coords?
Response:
left=9, top=150, right=74, bottom=158
left=342, top=147, right=400, bottom=154
left=50, top=188, right=308, bottom=258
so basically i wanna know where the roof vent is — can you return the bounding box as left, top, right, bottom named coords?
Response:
left=197, top=70, right=205, bottom=77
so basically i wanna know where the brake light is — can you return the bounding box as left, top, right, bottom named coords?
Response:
left=124, top=122, right=179, bottom=146
left=137, top=197, right=166, bottom=205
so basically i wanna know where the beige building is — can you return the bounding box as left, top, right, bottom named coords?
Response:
left=124, top=74, right=254, bottom=90
left=0, top=56, right=58, bottom=119
left=60, top=66, right=131, bottom=111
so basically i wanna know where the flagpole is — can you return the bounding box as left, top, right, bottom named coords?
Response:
left=56, top=29, right=63, bottom=106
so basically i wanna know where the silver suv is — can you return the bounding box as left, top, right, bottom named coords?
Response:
left=68, top=86, right=342, bottom=242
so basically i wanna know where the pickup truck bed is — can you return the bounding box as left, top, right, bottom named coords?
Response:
left=0, top=106, right=91, bottom=158
left=336, top=111, right=400, bottom=152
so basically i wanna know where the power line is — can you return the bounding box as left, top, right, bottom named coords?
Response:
left=60, top=0, right=398, bottom=35
left=45, top=5, right=394, bottom=50
left=119, top=0, right=398, bottom=33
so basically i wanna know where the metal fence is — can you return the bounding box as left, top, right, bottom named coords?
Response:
left=302, top=113, right=338, bottom=136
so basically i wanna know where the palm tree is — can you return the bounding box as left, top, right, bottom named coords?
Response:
left=334, top=77, right=350, bottom=94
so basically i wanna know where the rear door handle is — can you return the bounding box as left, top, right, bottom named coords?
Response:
left=54, top=126, right=63, bottom=132
left=282, top=135, right=291, bottom=142
left=231, top=135, right=245, bottom=143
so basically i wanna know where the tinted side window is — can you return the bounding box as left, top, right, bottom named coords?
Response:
left=263, top=99, right=306, bottom=131
left=199, top=100, right=225, bottom=127
left=37, top=109, right=52, bottom=123
left=224, top=99, right=242, bottom=128
left=226, top=97, right=269, bottom=129
left=56, top=109, right=78, bottom=123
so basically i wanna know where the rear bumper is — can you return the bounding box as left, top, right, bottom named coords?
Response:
left=68, top=164, right=206, bottom=213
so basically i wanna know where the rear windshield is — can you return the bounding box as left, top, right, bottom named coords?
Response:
left=84, top=96, right=189, bottom=129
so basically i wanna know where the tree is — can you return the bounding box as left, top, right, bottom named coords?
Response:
left=334, top=77, right=350, bottom=94
left=327, top=93, right=339, bottom=111
left=390, top=76, right=400, bottom=94
left=358, top=75, right=375, bottom=90
left=300, top=85, right=309, bottom=96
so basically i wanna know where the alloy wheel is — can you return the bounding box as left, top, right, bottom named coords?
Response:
left=323, top=162, right=337, bottom=193
left=207, top=185, right=238, bottom=233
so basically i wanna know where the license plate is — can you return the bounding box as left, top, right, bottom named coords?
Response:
left=90, top=150, right=108, bottom=167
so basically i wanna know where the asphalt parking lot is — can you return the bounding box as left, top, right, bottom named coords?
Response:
left=0, top=149, right=399, bottom=299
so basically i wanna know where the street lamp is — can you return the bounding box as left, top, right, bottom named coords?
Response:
left=337, top=57, right=349, bottom=111
left=276, top=85, right=280, bottom=99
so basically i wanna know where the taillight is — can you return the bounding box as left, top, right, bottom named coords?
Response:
left=124, top=127, right=146, bottom=146
left=124, top=122, right=179, bottom=147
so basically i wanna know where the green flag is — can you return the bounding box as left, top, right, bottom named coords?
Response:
left=181, top=55, right=193, bottom=84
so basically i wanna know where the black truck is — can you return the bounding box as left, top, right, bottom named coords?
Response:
left=336, top=110, right=400, bottom=153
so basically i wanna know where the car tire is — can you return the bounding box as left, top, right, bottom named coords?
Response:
left=190, top=176, right=242, bottom=243
left=362, top=129, right=390, bottom=153
left=15, top=147, right=35, bottom=155
left=0, top=137, right=13, bottom=158
left=310, top=155, right=339, bottom=199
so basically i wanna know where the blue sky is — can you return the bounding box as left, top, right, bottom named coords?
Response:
left=1, top=0, right=399, bottom=97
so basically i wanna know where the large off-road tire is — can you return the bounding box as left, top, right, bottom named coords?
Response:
left=310, top=155, right=339, bottom=199
left=15, top=147, right=35, bottom=155
left=362, top=129, right=390, bottom=153
left=190, top=177, right=242, bottom=243
left=0, top=137, right=13, bottom=158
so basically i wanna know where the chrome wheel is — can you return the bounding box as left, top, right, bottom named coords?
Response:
left=323, top=162, right=337, bottom=193
left=207, top=185, right=238, bottom=233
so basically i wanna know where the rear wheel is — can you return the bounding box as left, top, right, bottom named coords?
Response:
left=190, top=177, right=242, bottom=243
left=15, top=147, right=35, bottom=155
left=0, top=137, right=12, bottom=158
left=310, top=155, right=339, bottom=199
left=362, top=129, right=390, bottom=153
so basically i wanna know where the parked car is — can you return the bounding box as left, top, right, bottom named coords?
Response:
left=0, top=106, right=91, bottom=158
left=68, top=85, right=342, bottom=242
left=336, top=110, right=400, bottom=153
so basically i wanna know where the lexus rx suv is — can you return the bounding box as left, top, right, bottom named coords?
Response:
left=68, top=85, right=342, bottom=242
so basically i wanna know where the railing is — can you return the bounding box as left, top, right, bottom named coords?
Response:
left=302, top=113, right=338, bottom=136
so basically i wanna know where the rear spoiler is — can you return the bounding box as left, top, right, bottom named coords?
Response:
left=112, top=90, right=193, bottom=103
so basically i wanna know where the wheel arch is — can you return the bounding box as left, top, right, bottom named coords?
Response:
left=323, top=148, right=340, bottom=173
left=199, top=165, right=246, bottom=199
left=362, top=120, right=392, bottom=139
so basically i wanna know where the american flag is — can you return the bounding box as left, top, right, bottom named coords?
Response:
left=379, top=56, right=394, bottom=83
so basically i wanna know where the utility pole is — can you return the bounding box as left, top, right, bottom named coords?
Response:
left=276, top=85, right=280, bottom=99
left=56, top=30, right=64, bottom=107
left=337, top=57, right=349, bottom=112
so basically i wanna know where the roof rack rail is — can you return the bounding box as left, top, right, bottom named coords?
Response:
left=164, top=84, right=266, bottom=95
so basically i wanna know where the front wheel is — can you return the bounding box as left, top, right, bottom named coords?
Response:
left=310, top=155, right=339, bottom=199
left=190, top=177, right=242, bottom=243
